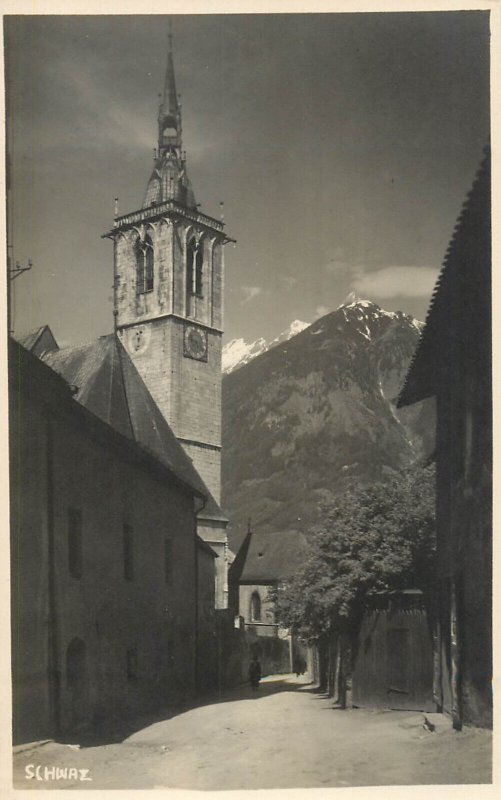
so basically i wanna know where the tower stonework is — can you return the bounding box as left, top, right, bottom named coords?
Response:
left=104, top=38, right=233, bottom=608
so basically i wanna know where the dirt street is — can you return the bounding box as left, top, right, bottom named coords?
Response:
left=13, top=675, right=492, bottom=790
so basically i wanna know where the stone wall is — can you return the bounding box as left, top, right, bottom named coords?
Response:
left=197, top=522, right=228, bottom=610
left=196, top=543, right=218, bottom=694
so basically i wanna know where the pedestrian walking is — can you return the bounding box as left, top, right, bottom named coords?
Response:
left=248, top=655, right=262, bottom=691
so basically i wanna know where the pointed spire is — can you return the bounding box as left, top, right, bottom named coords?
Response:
left=143, top=24, right=196, bottom=210
left=162, top=20, right=180, bottom=117
left=157, top=19, right=182, bottom=156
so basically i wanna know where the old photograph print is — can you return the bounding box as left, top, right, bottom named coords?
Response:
left=5, top=9, right=492, bottom=791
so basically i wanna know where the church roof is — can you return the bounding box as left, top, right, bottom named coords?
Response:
left=231, top=530, right=308, bottom=584
left=42, top=334, right=207, bottom=499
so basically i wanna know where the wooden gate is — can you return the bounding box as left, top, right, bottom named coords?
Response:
left=352, top=591, right=434, bottom=711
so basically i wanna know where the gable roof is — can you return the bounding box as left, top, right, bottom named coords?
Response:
left=231, top=530, right=307, bottom=583
left=42, top=334, right=207, bottom=498
left=17, top=325, right=59, bottom=357
left=398, top=148, right=491, bottom=408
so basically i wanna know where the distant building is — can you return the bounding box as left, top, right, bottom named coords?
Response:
left=10, top=335, right=212, bottom=743
left=398, top=150, right=492, bottom=729
left=229, top=530, right=308, bottom=675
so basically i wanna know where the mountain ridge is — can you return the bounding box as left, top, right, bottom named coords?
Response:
left=222, top=320, right=309, bottom=373
left=221, top=300, right=433, bottom=554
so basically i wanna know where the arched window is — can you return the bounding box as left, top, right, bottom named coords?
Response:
left=186, top=239, right=195, bottom=292
left=195, top=246, right=203, bottom=297
left=250, top=592, right=262, bottom=622
left=186, top=238, right=196, bottom=314
left=186, top=238, right=204, bottom=307
left=136, top=235, right=154, bottom=294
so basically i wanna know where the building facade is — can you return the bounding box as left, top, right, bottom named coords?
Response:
left=229, top=530, right=309, bottom=676
left=10, top=338, right=208, bottom=743
left=103, top=38, right=233, bottom=608
left=398, top=150, right=492, bottom=729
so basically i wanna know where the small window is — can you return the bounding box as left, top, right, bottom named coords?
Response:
left=68, top=507, right=83, bottom=579
left=126, top=647, right=138, bottom=681
left=164, top=539, right=173, bottom=585
left=250, top=592, right=262, bottom=622
left=123, top=524, right=134, bottom=582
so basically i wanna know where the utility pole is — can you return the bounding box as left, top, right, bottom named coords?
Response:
left=6, top=151, right=33, bottom=337
left=7, top=256, right=32, bottom=337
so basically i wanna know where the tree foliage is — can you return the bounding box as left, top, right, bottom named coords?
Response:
left=270, top=465, right=436, bottom=641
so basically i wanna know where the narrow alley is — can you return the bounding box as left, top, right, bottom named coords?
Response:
left=13, top=674, right=492, bottom=790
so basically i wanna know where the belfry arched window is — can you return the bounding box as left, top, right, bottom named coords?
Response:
left=186, top=238, right=204, bottom=313
left=136, top=235, right=154, bottom=294
left=186, top=238, right=195, bottom=302
left=195, top=246, right=203, bottom=297
left=250, top=591, right=262, bottom=622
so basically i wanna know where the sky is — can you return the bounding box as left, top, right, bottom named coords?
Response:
left=5, top=11, right=490, bottom=347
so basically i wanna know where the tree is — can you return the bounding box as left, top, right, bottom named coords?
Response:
left=271, top=465, right=436, bottom=642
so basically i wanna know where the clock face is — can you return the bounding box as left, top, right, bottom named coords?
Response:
left=184, top=324, right=208, bottom=362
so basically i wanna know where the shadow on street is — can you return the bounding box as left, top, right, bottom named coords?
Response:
left=56, top=674, right=316, bottom=749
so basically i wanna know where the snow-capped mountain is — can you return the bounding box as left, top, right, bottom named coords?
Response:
left=337, top=293, right=424, bottom=337
left=222, top=320, right=309, bottom=373
left=222, top=300, right=433, bottom=553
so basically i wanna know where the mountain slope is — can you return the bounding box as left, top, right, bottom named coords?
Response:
left=221, top=301, right=434, bottom=553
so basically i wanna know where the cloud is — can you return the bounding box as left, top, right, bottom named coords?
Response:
left=323, top=259, right=353, bottom=274
left=315, top=305, right=330, bottom=318
left=351, top=265, right=439, bottom=299
left=241, top=286, right=262, bottom=304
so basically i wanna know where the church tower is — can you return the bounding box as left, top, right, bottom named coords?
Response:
left=103, top=34, right=233, bottom=608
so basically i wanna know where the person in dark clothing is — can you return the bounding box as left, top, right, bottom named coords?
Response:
left=248, top=655, right=262, bottom=691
